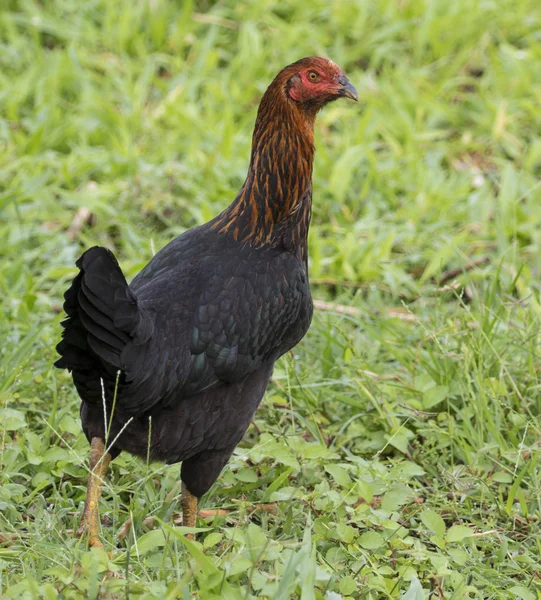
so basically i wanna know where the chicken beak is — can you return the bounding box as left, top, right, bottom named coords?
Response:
left=338, top=75, right=358, bottom=102
left=341, top=80, right=359, bottom=102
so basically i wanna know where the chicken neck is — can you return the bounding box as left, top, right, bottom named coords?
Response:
left=212, top=80, right=316, bottom=253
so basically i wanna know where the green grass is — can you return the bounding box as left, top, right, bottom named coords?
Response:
left=1, top=0, right=541, bottom=597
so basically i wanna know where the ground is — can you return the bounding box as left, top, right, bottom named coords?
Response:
left=1, top=0, right=541, bottom=598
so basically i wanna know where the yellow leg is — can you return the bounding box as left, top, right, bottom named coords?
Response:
left=77, top=437, right=111, bottom=549
left=181, top=482, right=199, bottom=540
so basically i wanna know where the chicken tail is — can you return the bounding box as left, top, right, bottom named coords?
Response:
left=55, top=246, right=153, bottom=378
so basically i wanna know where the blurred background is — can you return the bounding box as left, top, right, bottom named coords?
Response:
left=1, top=0, right=541, bottom=597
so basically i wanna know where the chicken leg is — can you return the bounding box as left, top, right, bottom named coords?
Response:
left=77, top=437, right=111, bottom=549
left=181, top=482, right=198, bottom=540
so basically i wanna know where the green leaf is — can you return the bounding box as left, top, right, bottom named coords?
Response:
left=269, top=486, right=300, bottom=502
left=263, top=466, right=294, bottom=502
left=422, top=385, right=448, bottom=409
left=228, top=556, right=252, bottom=576
left=381, top=485, right=411, bottom=512
left=401, top=576, right=425, bottom=600
left=386, top=427, right=414, bottom=454
left=324, top=464, right=351, bottom=487
left=509, top=585, right=536, bottom=600
left=245, top=523, right=268, bottom=556
left=336, top=523, right=356, bottom=544
left=339, top=576, right=357, bottom=595
left=390, top=461, right=426, bottom=479
left=359, top=530, right=384, bottom=550
left=446, top=525, right=474, bottom=543
left=357, top=480, right=374, bottom=504
left=235, top=467, right=258, bottom=483
left=447, top=548, right=469, bottom=566
left=80, top=547, right=109, bottom=573
left=58, top=414, right=81, bottom=435
left=492, top=471, right=513, bottom=483
left=264, top=446, right=299, bottom=468
left=300, top=528, right=317, bottom=600
left=420, top=510, right=446, bottom=539
left=303, top=444, right=333, bottom=459
left=203, top=532, right=223, bottom=549
left=42, top=446, right=69, bottom=463
left=142, top=521, right=214, bottom=576
left=1, top=408, right=26, bottom=431
left=130, top=529, right=166, bottom=556
left=274, top=534, right=310, bottom=600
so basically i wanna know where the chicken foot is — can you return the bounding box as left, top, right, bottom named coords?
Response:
left=181, top=482, right=199, bottom=540
left=77, top=437, right=111, bottom=549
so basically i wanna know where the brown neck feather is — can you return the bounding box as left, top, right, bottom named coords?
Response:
left=212, top=71, right=316, bottom=250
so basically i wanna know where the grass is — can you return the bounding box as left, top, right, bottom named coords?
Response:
left=1, top=0, right=541, bottom=597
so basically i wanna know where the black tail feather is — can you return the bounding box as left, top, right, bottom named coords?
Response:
left=55, top=246, right=153, bottom=402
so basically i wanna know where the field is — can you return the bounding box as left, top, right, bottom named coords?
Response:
left=1, top=0, right=541, bottom=597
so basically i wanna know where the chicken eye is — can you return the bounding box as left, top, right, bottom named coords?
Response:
left=308, top=71, right=319, bottom=82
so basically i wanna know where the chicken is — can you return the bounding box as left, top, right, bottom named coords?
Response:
left=55, top=57, right=357, bottom=548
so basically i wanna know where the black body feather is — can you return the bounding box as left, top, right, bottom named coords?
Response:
left=56, top=225, right=312, bottom=497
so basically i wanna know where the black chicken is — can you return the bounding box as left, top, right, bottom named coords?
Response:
left=56, top=57, right=357, bottom=548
